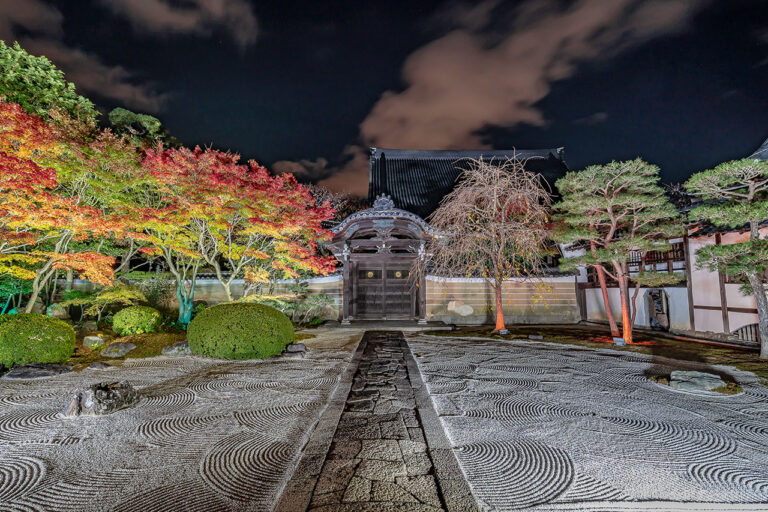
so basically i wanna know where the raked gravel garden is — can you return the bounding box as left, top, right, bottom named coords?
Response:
left=2, top=321, right=768, bottom=511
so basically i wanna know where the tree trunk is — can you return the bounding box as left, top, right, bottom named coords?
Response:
left=176, top=283, right=194, bottom=326
left=24, top=274, right=46, bottom=314
left=595, top=265, right=620, bottom=337
left=66, top=269, right=73, bottom=291
left=617, top=275, right=633, bottom=344
left=493, top=282, right=506, bottom=331
left=630, top=283, right=642, bottom=327
left=214, top=263, right=234, bottom=302
left=1, top=295, right=11, bottom=315
left=747, top=272, right=768, bottom=359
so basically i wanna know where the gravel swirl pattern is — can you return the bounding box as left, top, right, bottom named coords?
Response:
left=0, top=335, right=358, bottom=512
left=409, top=333, right=768, bottom=510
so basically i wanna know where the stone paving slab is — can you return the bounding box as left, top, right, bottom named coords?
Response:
left=301, top=331, right=468, bottom=511
left=0, top=329, right=364, bottom=512
left=407, top=333, right=768, bottom=511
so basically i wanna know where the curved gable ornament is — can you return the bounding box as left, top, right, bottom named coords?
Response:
left=331, top=194, right=435, bottom=238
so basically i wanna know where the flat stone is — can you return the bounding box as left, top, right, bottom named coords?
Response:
left=315, top=458, right=360, bottom=494
left=162, top=341, right=191, bottom=356
left=335, top=424, right=382, bottom=440
left=63, top=381, right=139, bottom=416
left=355, top=459, right=407, bottom=482
left=395, top=476, right=441, bottom=507
left=399, top=410, right=420, bottom=428
left=407, top=427, right=426, bottom=444
left=85, top=361, right=113, bottom=370
left=342, top=476, right=372, bottom=502
left=379, top=418, right=409, bottom=439
left=283, top=351, right=305, bottom=358
left=4, top=363, right=72, bottom=380
left=328, top=440, right=362, bottom=459
left=359, top=439, right=403, bottom=461
left=80, top=321, right=98, bottom=333
left=83, top=335, right=106, bottom=348
left=670, top=370, right=725, bottom=391
left=371, top=480, right=420, bottom=503
left=101, top=342, right=136, bottom=358
left=398, top=440, right=427, bottom=456
left=528, top=334, right=543, bottom=340
left=404, top=453, right=433, bottom=476
left=285, top=343, right=307, bottom=353
left=310, top=490, right=343, bottom=507
left=346, top=399, right=375, bottom=412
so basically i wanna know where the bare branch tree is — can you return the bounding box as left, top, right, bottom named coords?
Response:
left=421, top=157, right=552, bottom=331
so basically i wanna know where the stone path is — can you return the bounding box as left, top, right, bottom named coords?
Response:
left=408, top=333, right=768, bottom=511
left=0, top=329, right=364, bottom=512
left=298, top=331, right=473, bottom=511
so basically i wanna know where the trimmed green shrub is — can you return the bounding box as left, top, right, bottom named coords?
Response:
left=112, top=305, right=163, bottom=336
left=187, top=303, right=293, bottom=360
left=0, top=313, right=76, bottom=368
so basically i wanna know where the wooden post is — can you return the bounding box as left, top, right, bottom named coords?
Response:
left=715, top=234, right=730, bottom=334
left=683, top=235, right=696, bottom=332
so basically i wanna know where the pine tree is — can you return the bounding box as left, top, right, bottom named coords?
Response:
left=685, top=158, right=768, bottom=359
left=555, top=159, right=684, bottom=344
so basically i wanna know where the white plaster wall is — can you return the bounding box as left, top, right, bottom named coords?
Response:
left=687, top=231, right=766, bottom=334
left=585, top=286, right=690, bottom=331
left=729, top=311, right=759, bottom=333
left=688, top=236, right=722, bottom=307
left=426, top=275, right=580, bottom=325
left=725, top=283, right=757, bottom=309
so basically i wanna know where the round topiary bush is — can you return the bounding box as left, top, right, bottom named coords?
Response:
left=0, top=313, right=76, bottom=368
left=187, top=303, right=294, bottom=360
left=112, top=305, right=163, bottom=336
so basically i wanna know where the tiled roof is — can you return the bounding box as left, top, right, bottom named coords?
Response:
left=368, top=147, right=569, bottom=220
left=749, top=137, right=768, bottom=160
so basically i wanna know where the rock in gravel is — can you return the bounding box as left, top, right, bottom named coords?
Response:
left=162, top=341, right=192, bottom=356
left=85, top=361, right=113, bottom=370
left=528, top=335, right=543, bottom=340
left=285, top=343, right=306, bottom=353
left=3, top=363, right=72, bottom=380
left=670, top=370, right=726, bottom=391
left=63, top=381, right=139, bottom=416
left=80, top=321, right=98, bottom=333
left=101, top=342, right=136, bottom=358
left=83, top=335, right=106, bottom=349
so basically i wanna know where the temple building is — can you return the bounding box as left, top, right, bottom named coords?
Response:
left=323, top=147, right=579, bottom=325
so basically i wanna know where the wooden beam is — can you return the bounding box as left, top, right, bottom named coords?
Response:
left=694, top=304, right=759, bottom=314
left=683, top=235, right=696, bottom=332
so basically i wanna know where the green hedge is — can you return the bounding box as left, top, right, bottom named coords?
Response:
left=187, top=303, right=293, bottom=360
left=112, top=305, right=163, bottom=336
left=0, top=314, right=75, bottom=368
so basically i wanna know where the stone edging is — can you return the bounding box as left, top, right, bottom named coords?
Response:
left=274, top=333, right=368, bottom=511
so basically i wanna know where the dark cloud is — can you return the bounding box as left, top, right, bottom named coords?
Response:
left=0, top=0, right=62, bottom=42
left=21, top=38, right=168, bottom=112
left=573, top=112, right=609, bottom=126
left=272, top=157, right=329, bottom=178
left=0, top=0, right=166, bottom=112
left=314, top=0, right=707, bottom=195
left=97, top=0, right=258, bottom=49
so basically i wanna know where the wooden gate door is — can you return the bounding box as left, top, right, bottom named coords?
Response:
left=353, top=260, right=414, bottom=320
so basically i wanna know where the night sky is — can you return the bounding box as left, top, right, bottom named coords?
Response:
left=2, top=0, right=768, bottom=195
